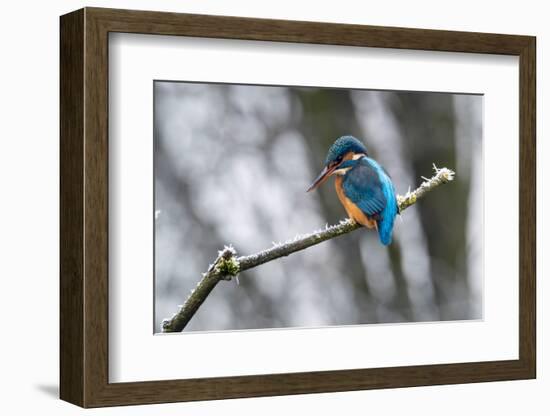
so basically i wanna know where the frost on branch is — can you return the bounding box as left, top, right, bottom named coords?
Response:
left=162, top=165, right=455, bottom=332
left=397, top=165, right=455, bottom=212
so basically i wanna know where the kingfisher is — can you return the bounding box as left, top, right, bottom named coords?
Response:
left=307, top=135, right=399, bottom=245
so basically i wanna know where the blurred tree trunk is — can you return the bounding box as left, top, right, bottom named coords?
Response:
left=391, top=93, right=470, bottom=319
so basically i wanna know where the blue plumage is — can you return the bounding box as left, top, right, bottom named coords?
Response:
left=308, top=135, right=399, bottom=246
left=343, top=157, right=398, bottom=245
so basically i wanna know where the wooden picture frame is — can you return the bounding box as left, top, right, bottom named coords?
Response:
left=60, top=7, right=536, bottom=408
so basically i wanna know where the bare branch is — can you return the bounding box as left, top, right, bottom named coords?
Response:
left=161, top=165, right=455, bottom=332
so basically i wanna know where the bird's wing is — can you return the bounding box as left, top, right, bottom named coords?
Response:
left=342, top=158, right=387, bottom=217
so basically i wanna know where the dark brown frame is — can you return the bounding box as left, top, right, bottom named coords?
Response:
left=60, top=7, right=536, bottom=408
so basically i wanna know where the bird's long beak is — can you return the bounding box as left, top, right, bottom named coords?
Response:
left=307, top=164, right=335, bottom=192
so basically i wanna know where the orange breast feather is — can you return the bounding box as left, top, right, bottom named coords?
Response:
left=334, top=176, right=377, bottom=229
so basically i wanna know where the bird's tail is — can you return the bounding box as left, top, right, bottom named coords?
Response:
left=377, top=218, right=394, bottom=246
left=376, top=203, right=398, bottom=246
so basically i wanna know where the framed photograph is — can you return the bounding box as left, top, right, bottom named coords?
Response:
left=60, top=7, right=536, bottom=407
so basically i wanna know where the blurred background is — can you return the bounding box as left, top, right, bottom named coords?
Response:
left=154, top=81, right=483, bottom=332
